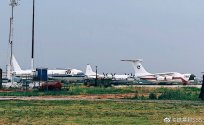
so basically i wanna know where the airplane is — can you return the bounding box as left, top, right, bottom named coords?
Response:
left=85, top=64, right=130, bottom=80
left=105, top=73, right=131, bottom=80
left=85, top=64, right=104, bottom=79
left=121, top=59, right=195, bottom=84
left=112, top=74, right=130, bottom=80
left=11, top=55, right=33, bottom=76
left=10, top=55, right=84, bottom=78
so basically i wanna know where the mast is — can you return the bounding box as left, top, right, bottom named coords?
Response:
left=7, top=0, right=19, bottom=80
left=31, top=0, right=35, bottom=71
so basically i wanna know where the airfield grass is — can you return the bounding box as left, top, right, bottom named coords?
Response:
left=0, top=86, right=202, bottom=100
left=0, top=86, right=135, bottom=96
left=0, top=100, right=204, bottom=125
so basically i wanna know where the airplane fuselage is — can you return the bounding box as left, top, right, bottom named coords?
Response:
left=137, top=73, right=192, bottom=84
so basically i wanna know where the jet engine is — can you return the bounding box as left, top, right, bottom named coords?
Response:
left=156, top=76, right=165, bottom=81
left=165, top=76, right=173, bottom=80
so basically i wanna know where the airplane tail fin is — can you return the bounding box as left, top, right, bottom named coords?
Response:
left=12, top=55, right=22, bottom=72
left=85, top=64, right=96, bottom=75
left=121, top=59, right=151, bottom=77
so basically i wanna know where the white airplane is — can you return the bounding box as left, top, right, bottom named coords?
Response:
left=85, top=64, right=104, bottom=79
left=85, top=64, right=130, bottom=80
left=105, top=73, right=131, bottom=80
left=121, top=59, right=195, bottom=84
left=11, top=55, right=84, bottom=78
left=11, top=55, right=33, bottom=76
left=113, top=74, right=130, bottom=80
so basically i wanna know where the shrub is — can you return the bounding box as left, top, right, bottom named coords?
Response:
left=149, top=93, right=157, bottom=99
left=140, top=95, right=145, bottom=100
left=133, top=91, right=139, bottom=99
left=158, top=89, right=199, bottom=100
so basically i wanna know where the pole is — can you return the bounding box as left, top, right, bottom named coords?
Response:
left=0, top=68, right=2, bottom=89
left=8, top=0, right=19, bottom=82
left=95, top=66, right=98, bottom=86
left=7, top=5, right=14, bottom=80
left=31, top=0, right=35, bottom=71
left=9, top=4, right=14, bottom=66
left=199, top=75, right=204, bottom=100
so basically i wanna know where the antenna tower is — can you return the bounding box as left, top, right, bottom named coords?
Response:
left=7, top=0, right=19, bottom=80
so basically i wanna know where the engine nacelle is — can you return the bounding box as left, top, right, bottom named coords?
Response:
left=165, top=76, right=173, bottom=80
left=156, top=76, right=165, bottom=81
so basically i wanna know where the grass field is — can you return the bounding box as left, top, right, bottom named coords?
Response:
left=0, top=86, right=203, bottom=124
left=0, top=86, right=202, bottom=101
left=0, top=100, right=204, bottom=125
left=0, top=86, right=135, bottom=96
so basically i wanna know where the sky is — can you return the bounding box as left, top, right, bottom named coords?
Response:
left=0, top=0, right=204, bottom=76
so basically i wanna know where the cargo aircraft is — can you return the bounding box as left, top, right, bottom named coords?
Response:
left=121, top=59, right=195, bottom=84
left=85, top=64, right=104, bottom=79
left=85, top=64, right=130, bottom=80
left=10, top=55, right=84, bottom=78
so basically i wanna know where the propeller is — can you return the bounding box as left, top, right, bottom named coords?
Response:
left=111, top=73, right=114, bottom=79
left=103, top=73, right=106, bottom=78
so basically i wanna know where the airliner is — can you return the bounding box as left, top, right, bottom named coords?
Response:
left=121, top=59, right=195, bottom=84
left=85, top=64, right=130, bottom=80
left=85, top=64, right=104, bottom=79
left=11, top=55, right=84, bottom=78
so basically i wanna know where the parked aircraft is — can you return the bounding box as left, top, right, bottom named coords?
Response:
left=121, top=59, right=195, bottom=84
left=11, top=55, right=33, bottom=76
left=85, top=64, right=104, bottom=79
left=11, top=55, right=84, bottom=78
left=85, top=64, right=130, bottom=80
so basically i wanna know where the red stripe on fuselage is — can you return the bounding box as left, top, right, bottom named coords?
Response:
left=140, top=76, right=188, bottom=84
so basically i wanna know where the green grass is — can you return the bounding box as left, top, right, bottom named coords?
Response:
left=129, top=87, right=202, bottom=101
left=158, top=89, right=199, bottom=100
left=154, top=87, right=201, bottom=93
left=0, top=100, right=203, bottom=125
left=0, top=86, right=202, bottom=101
left=0, top=86, right=135, bottom=96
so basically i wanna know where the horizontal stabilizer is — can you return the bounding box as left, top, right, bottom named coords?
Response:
left=121, top=59, right=143, bottom=62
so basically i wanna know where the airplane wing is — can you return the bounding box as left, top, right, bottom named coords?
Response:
left=154, top=72, right=176, bottom=76
left=138, top=72, right=176, bottom=77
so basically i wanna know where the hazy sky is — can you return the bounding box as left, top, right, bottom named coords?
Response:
left=0, top=0, right=204, bottom=76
